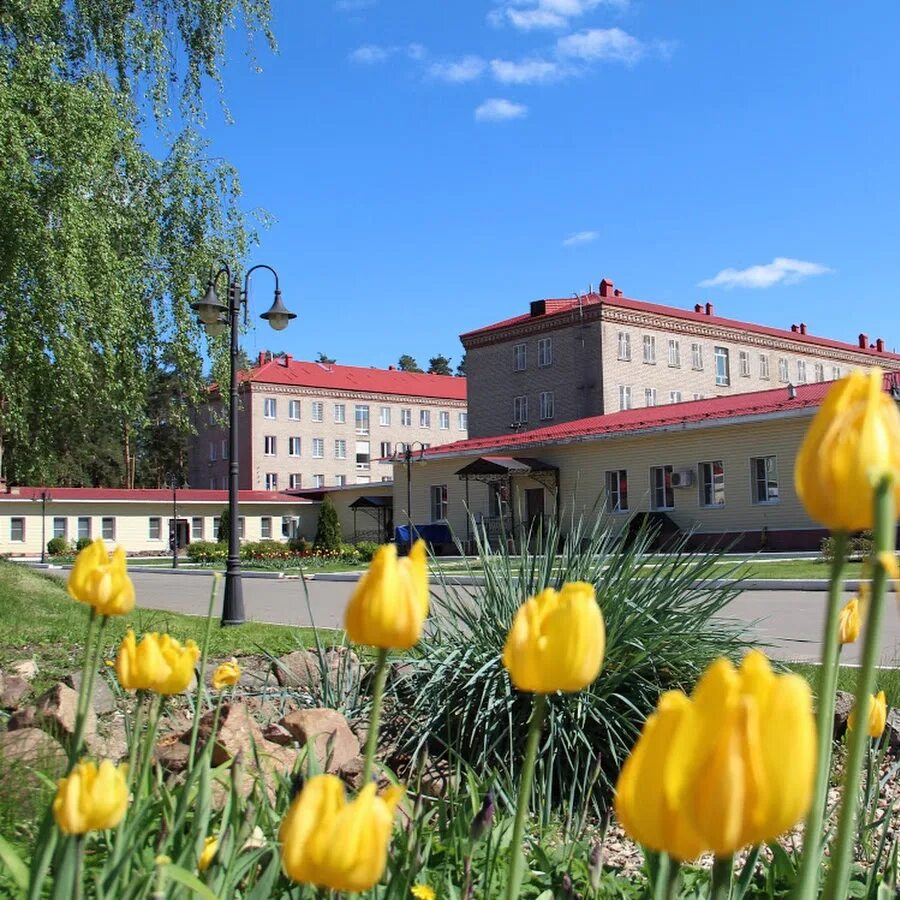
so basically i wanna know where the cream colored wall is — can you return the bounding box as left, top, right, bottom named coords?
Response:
left=396, top=413, right=817, bottom=541
left=0, top=500, right=310, bottom=556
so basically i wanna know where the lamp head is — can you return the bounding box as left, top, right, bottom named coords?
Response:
left=205, top=317, right=228, bottom=337
left=260, top=289, right=296, bottom=332
left=192, top=282, right=227, bottom=326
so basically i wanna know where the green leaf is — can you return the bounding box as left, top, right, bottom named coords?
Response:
left=162, top=864, right=220, bottom=900
left=0, top=832, right=28, bottom=891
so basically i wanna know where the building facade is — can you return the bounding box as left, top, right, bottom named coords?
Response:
left=189, top=354, right=468, bottom=492
left=461, top=279, right=900, bottom=439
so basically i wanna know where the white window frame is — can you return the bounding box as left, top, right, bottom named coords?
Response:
left=401, top=408, right=412, bottom=427
left=539, top=391, right=554, bottom=420
left=288, top=399, right=301, bottom=421
left=797, top=360, right=807, bottom=383
left=644, top=388, right=656, bottom=407
left=380, top=441, right=392, bottom=458
left=650, top=465, right=674, bottom=510
left=513, top=395, right=528, bottom=424
left=618, top=385, right=632, bottom=411
left=312, top=438, right=325, bottom=459
left=260, top=517, right=272, bottom=539
left=419, top=409, right=431, bottom=428
left=458, top=412, right=468, bottom=431
left=311, top=401, right=324, bottom=423
left=759, top=354, right=770, bottom=380
left=334, top=403, right=346, bottom=424
left=691, top=343, right=703, bottom=371
left=149, top=517, right=162, bottom=540
left=714, top=346, right=730, bottom=386
left=778, top=357, right=789, bottom=383
left=313, top=474, right=325, bottom=488
left=101, top=517, right=115, bottom=540
left=439, top=411, right=450, bottom=429
left=289, top=474, right=302, bottom=489
left=814, top=362, right=824, bottom=383
left=264, top=435, right=277, bottom=456
left=831, top=366, right=842, bottom=380
left=355, top=404, right=370, bottom=434
left=288, top=436, right=301, bottom=457
left=430, top=484, right=448, bottom=521
left=537, top=337, right=552, bottom=367
left=77, top=517, right=92, bottom=539
left=191, top=517, right=204, bottom=540
left=617, top=331, right=631, bottom=361
left=667, top=339, right=680, bottom=368
left=379, top=406, right=391, bottom=426
left=334, top=439, right=347, bottom=459
left=698, top=460, right=725, bottom=508
left=670, top=391, right=682, bottom=403
left=750, top=456, right=779, bottom=505
left=513, top=343, right=527, bottom=372
left=336, top=475, right=347, bottom=486
left=605, top=470, right=628, bottom=512
left=53, top=517, right=67, bottom=539
left=209, top=442, right=217, bottom=461
left=265, top=473, right=278, bottom=491
left=739, top=350, right=751, bottom=377
left=10, top=517, right=25, bottom=542
left=263, top=397, right=276, bottom=419
left=643, top=334, right=657, bottom=365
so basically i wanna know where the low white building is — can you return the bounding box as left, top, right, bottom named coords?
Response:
left=0, top=487, right=314, bottom=557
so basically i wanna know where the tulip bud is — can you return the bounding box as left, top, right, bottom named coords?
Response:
left=795, top=368, right=900, bottom=532
left=211, top=658, right=241, bottom=690
left=53, top=760, right=129, bottom=834
left=67, top=539, right=135, bottom=616
left=198, top=835, right=218, bottom=872
left=469, top=789, right=495, bottom=842
left=588, top=841, right=603, bottom=891
left=838, top=597, right=862, bottom=644
left=848, top=690, right=887, bottom=738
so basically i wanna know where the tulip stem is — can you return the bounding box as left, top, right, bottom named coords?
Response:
left=794, top=529, right=849, bottom=899
left=135, top=693, right=164, bottom=798
left=710, top=855, right=733, bottom=900
left=823, top=476, right=894, bottom=900
left=505, top=692, right=547, bottom=900
left=71, top=611, right=107, bottom=766
left=188, top=574, right=221, bottom=773
left=361, top=648, right=389, bottom=786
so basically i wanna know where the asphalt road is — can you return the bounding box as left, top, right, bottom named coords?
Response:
left=47, top=569, right=900, bottom=666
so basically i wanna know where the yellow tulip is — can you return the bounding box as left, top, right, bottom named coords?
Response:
left=115, top=629, right=199, bottom=695
left=67, top=539, right=135, bottom=616
left=502, top=581, right=605, bottom=693
left=795, top=368, right=900, bottom=532
left=838, top=597, right=861, bottom=644
left=344, top=540, right=429, bottom=650
left=848, top=690, right=887, bottom=738
left=411, top=886, right=436, bottom=900
left=212, top=658, right=241, bottom=691
left=279, top=774, right=404, bottom=892
left=198, top=835, right=218, bottom=872
left=53, top=760, right=128, bottom=835
left=614, top=691, right=707, bottom=861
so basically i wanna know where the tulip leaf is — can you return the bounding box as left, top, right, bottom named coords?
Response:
left=0, top=833, right=28, bottom=892
left=162, top=864, right=220, bottom=900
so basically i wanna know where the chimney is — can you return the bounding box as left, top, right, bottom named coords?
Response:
left=694, top=303, right=703, bottom=313
left=799, top=323, right=807, bottom=335
left=599, top=279, right=615, bottom=298
left=791, top=324, right=799, bottom=333
left=257, top=351, right=267, bottom=367
left=614, top=289, right=623, bottom=297
left=788, top=384, right=797, bottom=400
left=388, top=364, right=395, bottom=371
left=876, top=338, right=885, bottom=352
left=530, top=300, right=547, bottom=317
left=859, top=333, right=868, bottom=349
left=705, top=302, right=714, bottom=316
left=280, top=353, right=292, bottom=366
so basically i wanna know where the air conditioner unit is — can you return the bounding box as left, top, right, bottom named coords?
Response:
left=671, top=470, right=694, bottom=488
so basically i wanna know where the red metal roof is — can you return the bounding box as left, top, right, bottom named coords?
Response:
left=420, top=381, right=841, bottom=458
left=0, top=488, right=308, bottom=503
left=241, top=355, right=467, bottom=401
left=460, top=291, right=900, bottom=362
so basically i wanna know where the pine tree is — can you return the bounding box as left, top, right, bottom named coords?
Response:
left=217, top=508, right=230, bottom=544
left=314, top=497, right=342, bottom=550
left=397, top=355, right=423, bottom=373
left=427, top=354, right=453, bottom=375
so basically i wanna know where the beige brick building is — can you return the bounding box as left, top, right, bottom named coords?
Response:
left=188, top=354, right=468, bottom=492
left=461, top=278, right=900, bottom=438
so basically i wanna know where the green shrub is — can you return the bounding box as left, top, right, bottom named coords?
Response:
left=46, top=537, right=69, bottom=556
left=185, top=541, right=227, bottom=563
left=395, top=514, right=749, bottom=816
left=240, top=541, right=294, bottom=561
left=354, top=540, right=379, bottom=562
left=288, top=535, right=311, bottom=553
left=75, top=537, right=92, bottom=552
left=822, top=530, right=874, bottom=562
left=314, top=497, right=341, bottom=550
left=216, top=508, right=230, bottom=544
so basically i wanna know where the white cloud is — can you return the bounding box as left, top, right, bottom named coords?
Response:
left=349, top=44, right=391, bottom=63
left=562, top=230, right=599, bottom=247
left=699, top=257, right=833, bottom=289
left=491, top=0, right=629, bottom=31
left=474, top=98, right=529, bottom=122
left=490, top=57, right=560, bottom=84
left=557, top=27, right=644, bottom=64
left=429, top=55, right=486, bottom=83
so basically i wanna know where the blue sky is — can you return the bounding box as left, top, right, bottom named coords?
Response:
left=198, top=1, right=900, bottom=370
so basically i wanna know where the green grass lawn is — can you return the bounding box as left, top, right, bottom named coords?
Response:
left=0, top=560, right=328, bottom=695
left=787, top=662, right=900, bottom=708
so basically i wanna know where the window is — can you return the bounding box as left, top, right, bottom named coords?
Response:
left=643, top=334, right=657, bottom=364
left=714, top=347, right=730, bottom=386
left=513, top=395, right=528, bottom=424
left=692, top=393, right=705, bottom=400
left=670, top=391, right=682, bottom=403
left=814, top=362, right=825, bottom=383
left=355, top=405, right=370, bottom=434
left=650, top=465, right=674, bottom=510
left=263, top=397, right=276, bottom=419
left=313, top=474, right=325, bottom=488
left=191, top=517, right=204, bottom=540
left=209, top=477, right=216, bottom=490
left=334, top=403, right=346, bottom=424
left=380, top=406, right=391, bottom=426
left=213, top=516, right=220, bottom=538
left=606, top=470, right=628, bottom=512
left=439, top=411, right=450, bottom=430
left=288, top=436, right=301, bottom=457
left=645, top=388, right=656, bottom=407
left=382, top=476, right=391, bottom=482
left=265, top=473, right=278, bottom=491
left=336, top=474, right=347, bottom=486
left=380, top=441, right=392, bottom=458
left=778, top=357, right=789, bottom=383
left=430, top=484, right=448, bottom=521
left=401, top=408, right=412, bottom=427
left=759, top=354, right=770, bottom=380
left=513, top=343, right=527, bottom=371
left=101, top=517, right=115, bottom=540
left=221, top=439, right=228, bottom=460
left=10, top=517, right=24, bottom=542
left=209, top=442, right=217, bottom=461
left=667, top=339, right=681, bottom=368
left=334, top=439, right=347, bottom=459
left=539, top=391, right=554, bottom=420
left=220, top=476, right=228, bottom=490
left=739, top=350, right=750, bottom=377
left=289, top=399, right=301, bottom=420
left=239, top=517, right=246, bottom=539
left=356, top=475, right=371, bottom=484
left=78, top=517, right=91, bottom=539
left=312, top=438, right=324, bottom=458
left=751, top=456, right=779, bottom=504
left=832, top=366, right=842, bottom=380
left=289, top=473, right=302, bottom=489
left=356, top=440, right=370, bottom=470
left=419, top=409, right=431, bottom=428
left=617, top=332, right=631, bottom=361
left=261, top=517, right=272, bottom=539
left=618, top=385, right=632, bottom=411
left=149, top=517, right=161, bottom=540
left=538, top=337, right=552, bottom=367
left=458, top=412, right=468, bottom=431
left=53, top=517, right=67, bottom=539
left=264, top=435, right=276, bottom=456
left=699, top=461, right=725, bottom=507
left=311, top=401, right=324, bottom=423
left=282, top=516, right=295, bottom=538
left=797, top=360, right=807, bottom=383
left=691, top=343, right=704, bottom=370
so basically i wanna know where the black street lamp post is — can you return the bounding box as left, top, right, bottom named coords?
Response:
left=33, top=490, right=51, bottom=563
left=392, top=442, right=427, bottom=550
left=168, top=473, right=181, bottom=569
left=191, top=261, right=295, bottom=626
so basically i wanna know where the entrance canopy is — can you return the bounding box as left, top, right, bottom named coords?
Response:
left=454, top=456, right=558, bottom=491
left=349, top=495, right=393, bottom=510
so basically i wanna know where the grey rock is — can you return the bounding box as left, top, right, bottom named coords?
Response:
left=64, top=671, right=118, bottom=716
